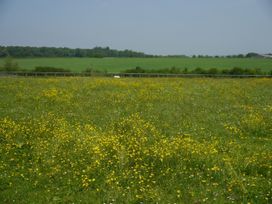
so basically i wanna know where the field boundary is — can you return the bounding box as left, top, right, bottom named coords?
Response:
left=0, top=71, right=272, bottom=78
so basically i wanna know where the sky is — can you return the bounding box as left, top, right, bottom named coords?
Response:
left=0, top=0, right=271, bottom=55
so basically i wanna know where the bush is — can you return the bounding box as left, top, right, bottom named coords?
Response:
left=191, top=67, right=207, bottom=74
left=2, top=57, right=20, bottom=71
left=124, top=66, right=146, bottom=73
left=251, top=68, right=263, bottom=75
left=34, top=66, right=70, bottom=72
left=182, top=68, right=188, bottom=74
left=168, top=66, right=181, bottom=74
left=221, top=69, right=230, bottom=74
left=207, top=68, right=219, bottom=75
left=228, top=67, right=245, bottom=75
left=122, top=66, right=268, bottom=76
left=227, top=67, right=265, bottom=75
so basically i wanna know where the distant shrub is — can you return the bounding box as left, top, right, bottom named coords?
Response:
left=168, top=66, right=181, bottom=74
left=2, top=57, right=20, bottom=71
left=207, top=68, right=219, bottom=75
left=182, top=68, right=188, bottom=74
left=125, top=66, right=184, bottom=74
left=124, top=66, right=146, bottom=73
left=252, top=68, right=263, bottom=75
left=226, top=67, right=265, bottom=75
left=191, top=67, right=207, bottom=74
left=221, top=69, right=230, bottom=74
left=93, top=53, right=104, bottom=58
left=228, top=67, right=242, bottom=75
left=34, top=66, right=70, bottom=72
left=123, top=66, right=268, bottom=76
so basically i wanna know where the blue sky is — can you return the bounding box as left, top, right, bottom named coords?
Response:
left=0, top=0, right=271, bottom=55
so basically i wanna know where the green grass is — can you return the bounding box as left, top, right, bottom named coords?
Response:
left=0, top=77, right=271, bottom=203
left=0, top=57, right=272, bottom=72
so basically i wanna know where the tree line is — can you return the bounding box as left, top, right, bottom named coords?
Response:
left=192, top=53, right=272, bottom=58
left=1, top=45, right=271, bottom=58
left=0, top=46, right=154, bottom=58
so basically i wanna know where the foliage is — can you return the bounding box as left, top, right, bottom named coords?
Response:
left=124, top=66, right=268, bottom=75
left=1, top=45, right=270, bottom=59
left=0, top=78, right=271, bottom=203
left=125, top=66, right=146, bottom=73
left=245, top=52, right=262, bottom=58
left=0, top=46, right=154, bottom=58
left=34, top=66, right=70, bottom=72
left=1, top=57, right=20, bottom=71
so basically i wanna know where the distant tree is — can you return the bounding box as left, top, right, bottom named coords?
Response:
left=124, top=66, right=146, bottom=73
left=191, top=67, right=206, bottom=74
left=229, top=67, right=244, bottom=75
left=0, top=46, right=155, bottom=58
left=246, top=53, right=260, bottom=58
left=3, top=56, right=19, bottom=71
left=34, top=66, right=70, bottom=72
left=237, top=54, right=245, bottom=58
left=221, top=69, right=229, bottom=74
left=134, top=66, right=145, bottom=73
left=183, top=68, right=188, bottom=73
left=75, top=48, right=83, bottom=57
left=0, top=46, right=8, bottom=57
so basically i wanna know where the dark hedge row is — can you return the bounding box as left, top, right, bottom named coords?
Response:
left=124, top=66, right=272, bottom=75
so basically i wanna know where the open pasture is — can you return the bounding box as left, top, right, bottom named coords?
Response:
left=0, top=77, right=271, bottom=203
left=0, top=57, right=272, bottom=72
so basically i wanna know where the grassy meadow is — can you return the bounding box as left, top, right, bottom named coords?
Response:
left=1, top=57, right=272, bottom=72
left=0, top=77, right=271, bottom=203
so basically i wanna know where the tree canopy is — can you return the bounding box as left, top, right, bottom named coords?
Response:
left=0, top=46, right=155, bottom=58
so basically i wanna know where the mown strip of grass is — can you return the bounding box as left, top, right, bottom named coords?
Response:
left=0, top=57, right=272, bottom=72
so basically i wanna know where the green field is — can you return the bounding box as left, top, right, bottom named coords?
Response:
left=0, top=77, right=271, bottom=203
left=1, top=57, right=272, bottom=72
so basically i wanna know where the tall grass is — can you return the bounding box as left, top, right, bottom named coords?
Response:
left=0, top=78, right=271, bottom=203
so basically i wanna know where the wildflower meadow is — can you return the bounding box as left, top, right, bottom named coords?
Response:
left=0, top=77, right=271, bottom=203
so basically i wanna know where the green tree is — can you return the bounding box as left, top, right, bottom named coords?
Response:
left=3, top=57, right=19, bottom=71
